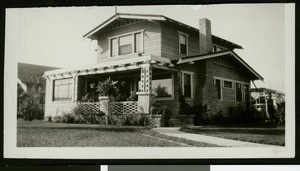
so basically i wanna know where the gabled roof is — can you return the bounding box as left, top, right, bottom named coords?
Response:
left=83, top=13, right=242, bottom=49
left=177, top=50, right=263, bottom=81
left=18, top=62, right=59, bottom=83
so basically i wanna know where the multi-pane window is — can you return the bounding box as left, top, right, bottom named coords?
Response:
left=223, top=81, right=233, bottom=88
left=110, top=30, right=143, bottom=57
left=179, top=32, right=188, bottom=55
left=119, top=35, right=132, bottom=55
left=183, top=73, right=192, bottom=98
left=214, top=77, right=250, bottom=102
left=53, top=78, right=73, bottom=101
left=236, top=83, right=242, bottom=102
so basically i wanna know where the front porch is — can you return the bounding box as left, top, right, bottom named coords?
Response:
left=44, top=55, right=176, bottom=118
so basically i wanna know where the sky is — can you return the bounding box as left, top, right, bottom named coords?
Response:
left=5, top=4, right=288, bottom=92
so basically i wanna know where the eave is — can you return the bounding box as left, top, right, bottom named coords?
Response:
left=177, top=50, right=263, bottom=81
left=83, top=13, right=166, bottom=39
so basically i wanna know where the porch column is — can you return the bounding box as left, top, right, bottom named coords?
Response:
left=73, top=74, right=79, bottom=102
left=136, top=65, right=155, bottom=114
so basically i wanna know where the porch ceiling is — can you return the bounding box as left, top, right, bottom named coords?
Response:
left=44, top=55, right=175, bottom=79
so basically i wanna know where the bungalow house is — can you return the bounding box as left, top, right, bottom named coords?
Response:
left=251, top=88, right=285, bottom=119
left=43, top=13, right=263, bottom=121
left=18, top=62, right=58, bottom=103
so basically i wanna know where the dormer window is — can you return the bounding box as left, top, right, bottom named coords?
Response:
left=109, top=29, right=144, bottom=57
left=178, top=31, right=188, bottom=55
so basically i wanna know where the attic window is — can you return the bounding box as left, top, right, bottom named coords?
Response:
left=109, top=29, right=144, bottom=57
left=178, top=31, right=188, bottom=55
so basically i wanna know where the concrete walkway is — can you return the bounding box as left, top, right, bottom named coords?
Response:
left=152, top=127, right=281, bottom=147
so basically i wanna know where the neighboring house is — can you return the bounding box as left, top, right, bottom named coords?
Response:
left=250, top=88, right=285, bottom=118
left=44, top=13, right=263, bottom=120
left=18, top=62, right=59, bottom=104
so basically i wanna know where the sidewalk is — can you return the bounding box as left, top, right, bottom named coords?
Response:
left=152, top=127, right=281, bottom=147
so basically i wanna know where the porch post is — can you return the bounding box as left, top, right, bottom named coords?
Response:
left=73, top=74, right=79, bottom=102
left=136, top=64, right=155, bottom=114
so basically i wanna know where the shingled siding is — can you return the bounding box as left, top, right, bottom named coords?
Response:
left=160, top=22, right=200, bottom=60
left=96, top=21, right=161, bottom=62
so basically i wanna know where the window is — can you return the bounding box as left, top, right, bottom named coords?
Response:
left=244, top=84, right=249, bottom=102
left=152, top=73, right=173, bottom=98
left=134, top=32, right=142, bottom=53
left=110, top=38, right=117, bottom=57
left=182, top=72, right=193, bottom=98
left=53, top=78, right=73, bottom=101
left=235, top=83, right=242, bottom=102
left=178, top=32, right=188, bottom=55
left=119, top=35, right=132, bottom=55
left=215, top=79, right=221, bottom=100
left=223, top=81, right=233, bottom=88
left=109, top=30, right=144, bottom=57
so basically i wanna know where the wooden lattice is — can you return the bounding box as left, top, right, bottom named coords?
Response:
left=110, top=101, right=138, bottom=115
left=77, top=102, right=101, bottom=114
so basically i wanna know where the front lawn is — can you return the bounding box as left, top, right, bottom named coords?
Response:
left=180, top=126, right=285, bottom=146
left=17, top=120, right=218, bottom=147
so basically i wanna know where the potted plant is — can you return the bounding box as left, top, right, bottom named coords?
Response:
left=96, top=78, right=118, bottom=115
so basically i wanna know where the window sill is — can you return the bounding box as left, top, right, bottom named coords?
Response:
left=109, top=52, right=144, bottom=60
left=51, top=100, right=73, bottom=104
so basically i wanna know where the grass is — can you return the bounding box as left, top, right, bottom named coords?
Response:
left=180, top=126, right=285, bottom=146
left=17, top=120, right=218, bottom=147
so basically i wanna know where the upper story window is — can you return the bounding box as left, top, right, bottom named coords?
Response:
left=109, top=29, right=144, bottom=57
left=178, top=31, right=188, bottom=55
left=53, top=78, right=73, bottom=101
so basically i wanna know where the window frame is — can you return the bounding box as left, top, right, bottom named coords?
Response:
left=213, top=76, right=250, bottom=102
left=178, top=31, right=189, bottom=55
left=181, top=70, right=194, bottom=99
left=52, top=77, right=74, bottom=102
left=108, top=29, right=145, bottom=58
left=223, top=80, right=233, bottom=89
left=235, top=82, right=242, bottom=102
left=152, top=73, right=175, bottom=101
left=214, top=78, right=223, bottom=100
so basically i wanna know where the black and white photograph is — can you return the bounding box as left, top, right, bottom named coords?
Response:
left=4, top=4, right=295, bottom=159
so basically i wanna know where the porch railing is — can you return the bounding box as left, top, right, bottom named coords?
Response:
left=76, top=102, right=101, bottom=114
left=110, top=101, right=138, bottom=115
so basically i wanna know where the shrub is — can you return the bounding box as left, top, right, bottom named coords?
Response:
left=52, top=104, right=107, bottom=124
left=108, top=113, right=154, bottom=126
left=275, top=101, right=285, bottom=126
left=150, top=103, right=172, bottom=127
left=17, top=85, right=44, bottom=121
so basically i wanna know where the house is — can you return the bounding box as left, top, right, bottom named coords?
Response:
left=43, top=13, right=263, bottom=121
left=18, top=62, right=59, bottom=102
left=251, top=88, right=285, bottom=118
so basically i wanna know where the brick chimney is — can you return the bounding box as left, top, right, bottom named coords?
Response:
left=199, top=18, right=212, bottom=54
